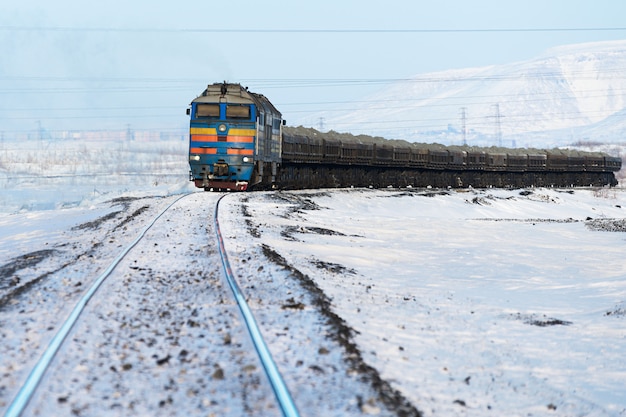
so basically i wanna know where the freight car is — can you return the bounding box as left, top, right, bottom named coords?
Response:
left=187, top=83, right=622, bottom=190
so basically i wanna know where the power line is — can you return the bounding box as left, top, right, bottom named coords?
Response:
left=1, top=25, right=626, bottom=33
left=1, top=67, right=625, bottom=88
left=280, top=88, right=626, bottom=111
left=3, top=88, right=624, bottom=127
left=1, top=73, right=625, bottom=134
left=2, top=105, right=622, bottom=135
left=321, top=110, right=623, bottom=128
left=244, top=71, right=626, bottom=89
left=2, top=69, right=625, bottom=97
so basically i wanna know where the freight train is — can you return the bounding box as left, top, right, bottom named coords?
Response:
left=187, top=82, right=622, bottom=191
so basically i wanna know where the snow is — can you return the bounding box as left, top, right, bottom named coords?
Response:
left=1, top=186, right=626, bottom=415
left=0, top=136, right=194, bottom=213
left=219, top=188, right=626, bottom=416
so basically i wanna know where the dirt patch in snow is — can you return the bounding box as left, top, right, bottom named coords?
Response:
left=281, top=225, right=346, bottom=241
left=1, top=200, right=159, bottom=310
left=0, top=249, right=75, bottom=310
left=270, top=192, right=326, bottom=216
left=585, top=218, right=626, bottom=232
left=507, top=313, right=573, bottom=327
left=113, top=205, right=150, bottom=231
left=71, top=210, right=122, bottom=230
left=475, top=218, right=580, bottom=224
left=311, top=259, right=356, bottom=275
left=0, top=249, right=58, bottom=284
left=605, top=303, right=626, bottom=317
left=71, top=205, right=150, bottom=232
left=261, top=244, right=422, bottom=417
left=72, top=196, right=155, bottom=231
left=378, top=190, right=451, bottom=198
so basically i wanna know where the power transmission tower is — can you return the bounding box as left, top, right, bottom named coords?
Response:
left=36, top=120, right=43, bottom=141
left=126, top=124, right=134, bottom=142
left=460, top=107, right=467, bottom=145
left=318, top=117, right=325, bottom=131
left=492, top=104, right=502, bottom=147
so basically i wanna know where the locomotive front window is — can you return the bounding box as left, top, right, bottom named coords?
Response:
left=196, top=104, right=220, bottom=118
left=226, top=105, right=251, bottom=119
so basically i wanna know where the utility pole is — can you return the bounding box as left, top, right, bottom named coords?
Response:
left=318, top=117, right=325, bottom=131
left=460, top=107, right=467, bottom=145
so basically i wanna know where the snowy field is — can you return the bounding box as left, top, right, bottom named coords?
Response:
left=0, top=137, right=194, bottom=213
left=1, top=137, right=626, bottom=415
left=1, top=185, right=625, bottom=415
left=219, top=187, right=626, bottom=416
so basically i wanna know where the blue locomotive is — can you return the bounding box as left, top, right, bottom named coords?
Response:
left=187, top=82, right=283, bottom=191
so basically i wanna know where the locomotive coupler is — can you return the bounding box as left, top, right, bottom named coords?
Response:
left=214, top=162, right=229, bottom=177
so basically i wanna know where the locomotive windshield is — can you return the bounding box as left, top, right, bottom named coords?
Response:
left=226, top=104, right=251, bottom=119
left=193, top=103, right=252, bottom=120
left=195, top=104, right=220, bottom=119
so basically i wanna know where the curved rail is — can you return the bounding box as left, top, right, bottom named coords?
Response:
left=214, top=194, right=300, bottom=417
left=5, top=193, right=189, bottom=417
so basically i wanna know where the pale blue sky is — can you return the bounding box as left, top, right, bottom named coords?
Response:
left=1, top=0, right=625, bottom=133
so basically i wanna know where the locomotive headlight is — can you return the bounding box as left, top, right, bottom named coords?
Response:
left=190, top=155, right=200, bottom=161
left=242, top=156, right=253, bottom=163
left=218, top=124, right=227, bottom=133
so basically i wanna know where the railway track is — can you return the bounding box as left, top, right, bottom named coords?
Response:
left=2, top=191, right=422, bottom=417
left=4, top=195, right=187, bottom=417
left=213, top=195, right=299, bottom=417
left=3, top=193, right=296, bottom=416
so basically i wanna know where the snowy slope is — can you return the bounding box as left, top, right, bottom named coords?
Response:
left=314, top=40, right=626, bottom=147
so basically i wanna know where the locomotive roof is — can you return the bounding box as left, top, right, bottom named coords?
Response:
left=192, top=82, right=282, bottom=117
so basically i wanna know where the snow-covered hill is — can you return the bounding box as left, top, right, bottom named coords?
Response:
left=315, top=40, right=626, bottom=148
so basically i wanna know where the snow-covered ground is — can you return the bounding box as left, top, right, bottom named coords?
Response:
left=0, top=189, right=626, bottom=416
left=219, top=187, right=626, bottom=416
left=0, top=137, right=193, bottom=213
left=1, top=134, right=625, bottom=415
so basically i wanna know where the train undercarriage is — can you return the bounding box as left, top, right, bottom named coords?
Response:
left=266, top=163, right=618, bottom=190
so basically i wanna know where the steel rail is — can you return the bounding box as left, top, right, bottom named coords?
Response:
left=214, top=194, right=300, bottom=417
left=4, top=194, right=188, bottom=417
